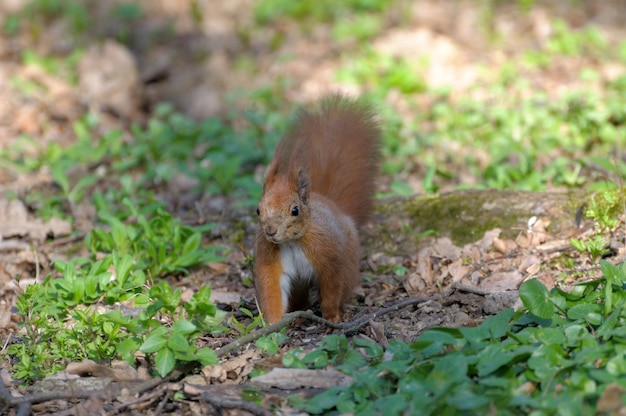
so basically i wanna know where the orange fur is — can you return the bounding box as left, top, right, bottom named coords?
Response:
left=255, top=95, right=381, bottom=323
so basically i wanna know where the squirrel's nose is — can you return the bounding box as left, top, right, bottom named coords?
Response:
left=265, top=227, right=277, bottom=237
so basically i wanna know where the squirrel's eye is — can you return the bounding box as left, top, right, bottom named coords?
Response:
left=291, top=205, right=299, bottom=216
left=256, top=207, right=260, bottom=216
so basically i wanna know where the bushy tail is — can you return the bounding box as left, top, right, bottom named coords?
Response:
left=281, top=95, right=382, bottom=226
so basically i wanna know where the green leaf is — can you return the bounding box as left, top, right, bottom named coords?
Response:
left=528, top=344, right=570, bottom=379
left=195, top=348, right=218, bottom=366
left=304, top=387, right=344, bottom=413
left=526, top=327, right=567, bottom=345
left=321, top=335, right=347, bottom=353
left=117, top=337, right=141, bottom=354
left=303, top=349, right=329, bottom=368
left=283, top=350, right=306, bottom=369
left=140, top=327, right=168, bottom=353
left=155, top=348, right=176, bottom=377
left=477, top=345, right=515, bottom=377
left=597, top=302, right=625, bottom=339
left=570, top=238, right=586, bottom=252
left=171, top=251, right=203, bottom=268
left=172, top=320, right=197, bottom=335
left=606, top=355, right=626, bottom=376
left=519, top=279, right=555, bottom=319
left=182, top=233, right=201, bottom=254
left=353, top=338, right=384, bottom=359
left=446, top=387, right=490, bottom=410
left=256, top=335, right=280, bottom=355
left=167, top=333, right=191, bottom=353
left=482, top=308, right=514, bottom=339
left=50, top=164, right=70, bottom=194
left=375, top=394, right=414, bottom=414
left=601, top=260, right=626, bottom=285
left=567, top=303, right=602, bottom=322
left=114, top=253, right=134, bottom=286
left=117, top=338, right=141, bottom=362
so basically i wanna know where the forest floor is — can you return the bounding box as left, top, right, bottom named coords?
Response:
left=0, top=0, right=625, bottom=414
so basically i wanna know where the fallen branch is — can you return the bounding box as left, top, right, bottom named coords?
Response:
left=2, top=370, right=182, bottom=414
left=340, top=291, right=451, bottom=333
left=217, top=292, right=446, bottom=358
left=451, top=282, right=498, bottom=296
left=201, top=392, right=274, bottom=416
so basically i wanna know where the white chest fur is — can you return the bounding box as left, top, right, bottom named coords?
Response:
left=279, top=242, right=316, bottom=311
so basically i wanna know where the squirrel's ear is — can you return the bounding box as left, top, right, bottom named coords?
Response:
left=297, top=169, right=310, bottom=204
left=263, top=161, right=279, bottom=191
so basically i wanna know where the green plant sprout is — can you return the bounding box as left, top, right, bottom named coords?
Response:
left=570, top=235, right=610, bottom=263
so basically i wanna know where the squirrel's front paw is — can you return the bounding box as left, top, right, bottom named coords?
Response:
left=322, top=310, right=342, bottom=323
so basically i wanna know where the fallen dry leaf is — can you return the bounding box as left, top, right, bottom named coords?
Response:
left=65, top=359, right=148, bottom=381
left=479, top=270, right=525, bottom=292
left=0, top=299, right=13, bottom=329
left=78, top=40, right=143, bottom=119
left=447, top=259, right=469, bottom=282
left=403, top=271, right=426, bottom=294
left=527, top=217, right=551, bottom=246
left=367, top=320, right=389, bottom=347
left=202, top=350, right=259, bottom=384
left=210, top=290, right=243, bottom=305
left=493, top=237, right=518, bottom=254
left=596, top=383, right=626, bottom=413
left=0, top=198, right=71, bottom=241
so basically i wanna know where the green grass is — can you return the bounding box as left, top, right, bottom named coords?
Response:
left=254, top=0, right=394, bottom=24
left=325, top=15, right=626, bottom=193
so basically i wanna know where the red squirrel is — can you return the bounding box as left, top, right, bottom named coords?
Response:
left=254, top=95, right=381, bottom=323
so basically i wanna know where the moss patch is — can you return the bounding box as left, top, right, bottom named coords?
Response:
left=367, top=189, right=588, bottom=253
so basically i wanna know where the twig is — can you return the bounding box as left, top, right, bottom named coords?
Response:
left=4, top=370, right=180, bottom=414
left=52, top=396, right=104, bottom=416
left=201, top=392, right=274, bottom=416
left=32, top=242, right=40, bottom=281
left=45, top=233, right=86, bottom=248
left=154, top=389, right=172, bottom=416
left=216, top=310, right=314, bottom=358
left=125, top=375, right=168, bottom=396
left=12, top=389, right=101, bottom=405
left=217, top=293, right=445, bottom=358
left=451, top=282, right=497, bottom=296
left=15, top=401, right=31, bottom=416
left=336, top=293, right=448, bottom=334
left=0, top=375, right=29, bottom=416
left=108, top=387, right=166, bottom=415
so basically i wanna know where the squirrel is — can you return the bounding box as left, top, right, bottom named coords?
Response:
left=254, top=95, right=381, bottom=323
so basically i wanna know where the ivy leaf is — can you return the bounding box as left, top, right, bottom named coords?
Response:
left=519, top=279, right=554, bottom=319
